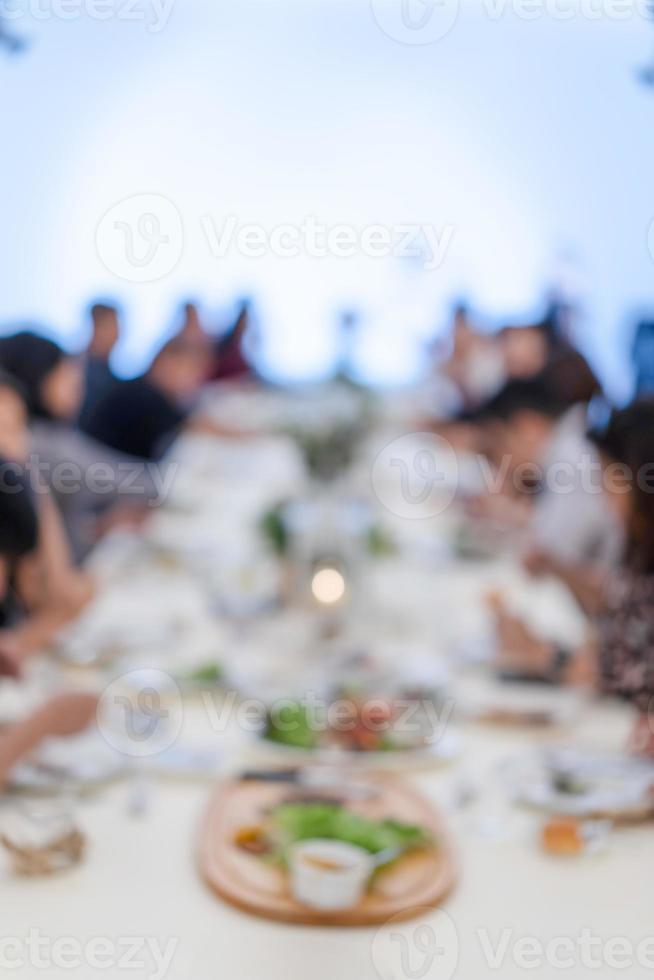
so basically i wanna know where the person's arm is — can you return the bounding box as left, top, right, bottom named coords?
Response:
left=0, top=692, right=98, bottom=788
left=490, top=598, right=596, bottom=689
left=15, top=492, right=94, bottom=616
left=522, top=547, right=607, bottom=616
left=5, top=609, right=79, bottom=660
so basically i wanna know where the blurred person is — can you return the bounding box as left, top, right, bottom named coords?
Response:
left=539, top=346, right=602, bottom=409
left=0, top=374, right=106, bottom=664
left=492, top=400, right=654, bottom=755
left=78, top=301, right=121, bottom=428
left=0, top=447, right=90, bottom=673
left=82, top=334, right=208, bottom=460
left=0, top=331, right=83, bottom=421
left=473, top=377, right=623, bottom=566
left=0, top=368, right=30, bottom=462
left=632, top=319, right=654, bottom=395
left=177, top=300, right=212, bottom=357
left=0, top=331, right=159, bottom=557
left=207, top=299, right=257, bottom=383
left=499, top=324, right=550, bottom=381
left=440, top=302, right=505, bottom=410
left=0, top=481, right=97, bottom=781
left=0, top=449, right=39, bottom=675
left=498, top=301, right=599, bottom=399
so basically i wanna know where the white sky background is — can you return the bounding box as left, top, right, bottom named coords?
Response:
left=2, top=0, right=654, bottom=394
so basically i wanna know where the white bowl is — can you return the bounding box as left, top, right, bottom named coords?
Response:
left=289, top=839, right=373, bottom=910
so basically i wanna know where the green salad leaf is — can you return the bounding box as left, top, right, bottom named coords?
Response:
left=265, top=702, right=319, bottom=749
left=271, top=802, right=432, bottom=855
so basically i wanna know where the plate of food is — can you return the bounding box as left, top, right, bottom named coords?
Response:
left=199, top=773, right=457, bottom=925
left=252, top=692, right=460, bottom=770
left=503, top=748, right=654, bottom=821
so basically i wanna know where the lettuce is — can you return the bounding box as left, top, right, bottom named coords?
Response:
left=271, top=802, right=432, bottom=855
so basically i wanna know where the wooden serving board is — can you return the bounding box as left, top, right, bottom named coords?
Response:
left=198, top=777, right=458, bottom=926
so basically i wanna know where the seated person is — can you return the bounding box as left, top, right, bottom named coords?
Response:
left=439, top=302, right=505, bottom=411
left=498, top=300, right=587, bottom=386
left=82, top=334, right=205, bottom=460
left=84, top=333, right=248, bottom=461
left=473, top=377, right=623, bottom=569
left=492, top=400, right=654, bottom=754
left=0, top=331, right=157, bottom=558
left=78, top=301, right=121, bottom=429
left=0, top=372, right=94, bottom=660
left=0, top=432, right=97, bottom=789
left=0, top=446, right=40, bottom=676
left=499, top=324, right=550, bottom=381
left=0, top=465, right=96, bottom=787
left=539, top=345, right=602, bottom=410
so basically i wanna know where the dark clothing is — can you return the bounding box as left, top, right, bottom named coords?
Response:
left=210, top=338, right=251, bottom=382
left=208, top=304, right=253, bottom=382
left=78, top=356, right=118, bottom=430
left=0, top=459, right=38, bottom=627
left=633, top=321, right=654, bottom=395
left=82, top=376, right=186, bottom=461
left=597, top=572, right=654, bottom=713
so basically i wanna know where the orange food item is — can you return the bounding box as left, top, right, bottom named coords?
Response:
left=541, top=817, right=584, bottom=856
left=233, top=825, right=270, bottom=855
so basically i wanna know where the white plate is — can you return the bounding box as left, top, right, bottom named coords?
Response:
left=504, top=748, right=654, bottom=818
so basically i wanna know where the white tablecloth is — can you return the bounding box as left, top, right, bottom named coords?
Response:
left=2, top=700, right=652, bottom=980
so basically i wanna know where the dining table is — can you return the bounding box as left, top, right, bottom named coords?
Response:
left=1, top=383, right=653, bottom=980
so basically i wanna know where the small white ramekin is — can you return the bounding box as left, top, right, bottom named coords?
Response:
left=289, top=839, right=373, bottom=910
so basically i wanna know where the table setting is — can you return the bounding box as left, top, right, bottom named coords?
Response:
left=2, top=382, right=652, bottom=980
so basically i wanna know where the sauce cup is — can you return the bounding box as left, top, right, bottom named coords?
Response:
left=289, top=839, right=373, bottom=910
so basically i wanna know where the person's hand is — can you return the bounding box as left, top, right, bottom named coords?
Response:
left=522, top=546, right=559, bottom=579
left=0, top=631, right=24, bottom=679
left=34, top=692, right=99, bottom=739
left=55, top=572, right=96, bottom=618
left=488, top=597, right=552, bottom=675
